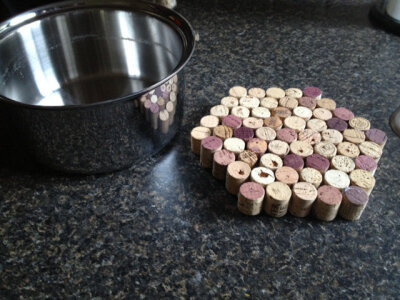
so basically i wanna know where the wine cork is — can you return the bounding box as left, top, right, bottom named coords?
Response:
left=140, top=95, right=147, bottom=114
left=326, top=117, right=348, bottom=132
left=355, top=155, right=377, bottom=175
left=191, top=126, right=211, bottom=155
left=266, top=87, right=285, bottom=99
left=231, top=106, right=250, bottom=119
left=260, top=97, right=279, bottom=109
left=275, top=166, right=299, bottom=186
left=293, top=106, right=313, bottom=120
left=250, top=167, right=275, bottom=187
left=224, top=137, right=246, bottom=155
left=144, top=99, right=152, bottom=121
left=359, top=141, right=382, bottom=162
left=226, top=161, right=251, bottom=195
left=238, top=150, right=258, bottom=168
left=349, top=169, right=375, bottom=195
left=256, top=127, right=277, bottom=141
left=283, top=154, right=304, bottom=172
left=314, top=141, right=337, bottom=159
left=157, top=97, right=166, bottom=111
left=222, top=115, right=242, bottom=129
left=321, top=129, right=343, bottom=145
left=159, top=109, right=169, bottom=134
left=333, top=107, right=354, bottom=121
left=150, top=103, right=160, bottom=129
left=277, top=128, right=298, bottom=144
left=264, top=116, right=283, bottom=130
left=150, top=94, right=158, bottom=103
left=284, top=116, right=306, bottom=132
left=305, top=154, right=330, bottom=174
left=260, top=153, right=283, bottom=171
left=300, top=167, right=323, bottom=188
left=239, top=96, right=260, bottom=109
left=290, top=141, right=314, bottom=158
left=324, top=169, right=350, bottom=190
left=237, top=182, right=265, bottom=216
left=317, top=98, right=336, bottom=111
left=247, top=138, right=268, bottom=157
left=307, top=119, right=327, bottom=132
left=243, top=117, right=264, bottom=130
left=213, top=125, right=233, bottom=141
left=252, top=107, right=271, bottom=119
left=342, top=129, right=365, bottom=144
left=229, top=86, right=247, bottom=98
left=264, top=182, right=292, bottom=217
left=272, top=107, right=292, bottom=120
left=268, top=140, right=290, bottom=157
left=313, top=185, right=342, bottom=221
left=166, top=101, right=175, bottom=125
left=365, top=128, right=387, bottom=147
left=285, top=88, right=303, bottom=98
left=313, top=108, right=333, bottom=121
left=200, top=136, right=223, bottom=168
left=339, top=186, right=369, bottom=221
left=298, top=129, right=321, bottom=145
left=289, top=182, right=318, bottom=217
left=248, top=87, right=266, bottom=99
left=331, top=155, right=355, bottom=173
left=212, top=149, right=236, bottom=180
left=234, top=127, right=254, bottom=142
left=337, top=142, right=360, bottom=159
left=303, top=86, right=322, bottom=100
left=200, top=115, right=219, bottom=129
left=210, top=105, right=229, bottom=121
left=221, top=96, right=239, bottom=110
left=170, top=91, right=177, bottom=103
left=279, top=97, right=299, bottom=110
left=299, top=97, right=317, bottom=110
left=349, top=117, right=371, bottom=131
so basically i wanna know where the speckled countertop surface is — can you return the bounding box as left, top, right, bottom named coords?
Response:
left=1, top=0, right=400, bottom=298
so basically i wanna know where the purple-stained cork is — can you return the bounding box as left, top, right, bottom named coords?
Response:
left=326, top=117, right=348, bottom=132
left=240, top=182, right=265, bottom=200
left=223, top=115, right=242, bottom=129
left=150, top=103, right=160, bottom=114
left=201, top=136, right=223, bottom=151
left=303, top=87, right=322, bottom=100
left=365, top=128, right=387, bottom=146
left=283, top=154, right=304, bottom=172
left=355, top=155, right=377, bottom=173
left=343, top=186, right=369, bottom=205
left=277, top=128, right=298, bottom=143
left=299, top=97, right=317, bottom=109
left=306, top=154, right=330, bottom=173
left=234, top=127, right=254, bottom=142
left=333, top=107, right=355, bottom=121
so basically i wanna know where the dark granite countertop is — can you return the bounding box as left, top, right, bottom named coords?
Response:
left=1, top=0, right=400, bottom=298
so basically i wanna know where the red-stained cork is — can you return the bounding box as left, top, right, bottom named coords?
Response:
left=202, top=136, right=223, bottom=151
left=343, top=186, right=369, bottom=205
left=277, top=128, right=298, bottom=144
left=365, top=128, right=387, bottom=146
left=317, top=185, right=342, bottom=206
left=222, top=115, right=242, bottom=129
left=306, top=154, right=330, bottom=174
left=234, top=127, right=254, bottom=142
left=240, top=182, right=265, bottom=200
left=334, top=107, right=355, bottom=121
left=303, top=87, right=322, bottom=100
left=214, top=149, right=235, bottom=166
left=327, top=117, right=348, bottom=132
left=283, top=154, right=304, bottom=172
left=299, top=97, right=317, bottom=109
left=355, top=155, right=377, bottom=173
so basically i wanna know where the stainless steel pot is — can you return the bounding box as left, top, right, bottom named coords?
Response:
left=0, top=0, right=195, bottom=173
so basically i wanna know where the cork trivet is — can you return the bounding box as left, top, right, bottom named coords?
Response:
left=221, top=96, right=239, bottom=110
left=247, top=138, right=268, bottom=157
left=264, top=116, right=283, bottom=130
left=284, top=116, right=306, bottom=132
left=313, top=108, right=333, bottom=121
left=337, top=142, right=360, bottom=159
left=300, top=167, right=323, bottom=188
left=213, top=125, right=233, bottom=141
left=243, top=117, right=264, bottom=130
left=359, top=141, right=382, bottom=162
left=279, top=97, right=299, bottom=110
left=275, top=166, right=299, bottom=185
left=200, top=115, right=219, bottom=129
left=303, top=86, right=322, bottom=100
left=268, top=140, right=290, bottom=157
left=238, top=182, right=265, bottom=216
left=289, top=182, right=318, bottom=217
left=313, top=185, right=342, bottom=221
left=256, top=127, right=277, bottom=141
left=339, top=186, right=369, bottom=221
left=239, top=96, right=260, bottom=109
left=248, top=87, right=266, bottom=99
left=349, top=169, right=376, bottom=195
left=283, top=154, right=304, bottom=172
left=272, top=107, right=292, bottom=120
left=234, top=127, right=254, bottom=142
left=331, top=155, right=355, bottom=173
left=355, top=155, right=377, bottom=175
left=314, top=141, right=337, bottom=159
left=260, top=97, right=279, bottom=109
left=252, top=107, right=271, bottom=119
left=305, top=154, right=330, bottom=174
left=324, top=169, right=350, bottom=190
left=238, top=150, right=258, bottom=168
left=224, top=137, right=246, bottom=155
left=222, top=115, right=242, bottom=129
left=226, top=161, right=251, bottom=195
left=200, top=136, right=223, bottom=168
left=298, top=129, right=321, bottom=145
left=229, top=86, right=247, bottom=98
left=212, top=149, right=236, bottom=180
left=365, top=128, right=387, bottom=147
left=299, top=97, right=317, bottom=110
left=349, top=117, right=371, bottom=131
left=231, top=106, right=250, bottom=119
left=290, top=141, right=314, bottom=158
left=326, top=117, right=348, bottom=132
left=293, top=106, right=313, bottom=120
left=260, top=153, right=283, bottom=171
left=307, top=119, right=327, bottom=132
left=264, top=182, right=292, bottom=217
left=333, top=107, right=354, bottom=121
left=159, top=110, right=169, bottom=134
left=277, top=128, right=298, bottom=144
left=342, top=129, right=365, bottom=144
left=251, top=167, right=275, bottom=187
left=210, top=105, right=229, bottom=121
left=321, top=129, right=343, bottom=145
left=191, top=126, right=211, bottom=155
left=285, top=88, right=303, bottom=98
left=266, top=87, right=285, bottom=99
left=317, top=98, right=337, bottom=111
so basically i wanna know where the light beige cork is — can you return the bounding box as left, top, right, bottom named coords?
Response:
left=268, top=140, right=290, bottom=157
left=290, top=141, right=314, bottom=158
left=256, top=127, right=277, bottom=141
left=307, top=118, right=328, bottom=132
left=251, top=167, right=275, bottom=187
left=349, top=117, right=371, bottom=131
left=331, top=155, right=355, bottom=173
left=243, top=117, right=264, bottom=130
left=359, top=141, right=382, bottom=162
left=239, top=96, right=260, bottom=109
left=266, top=87, right=285, bottom=99
left=229, top=86, right=247, bottom=98
left=293, top=106, right=313, bottom=120
left=279, top=96, right=299, bottom=110
left=260, top=153, right=283, bottom=171
left=349, top=169, right=376, bottom=195
left=343, top=129, right=365, bottom=144
left=231, top=106, right=250, bottom=119
left=317, top=98, right=337, bottom=111
left=238, top=150, right=258, bottom=168
left=226, top=161, right=251, bottom=195
left=313, top=108, right=333, bottom=121
left=159, top=110, right=170, bottom=134
left=337, top=142, right=360, bottom=159
left=314, top=141, right=337, bottom=159
left=285, top=88, right=303, bottom=98
left=321, top=129, right=343, bottom=145
left=191, top=126, right=212, bottom=155
left=300, top=167, right=323, bottom=188
left=221, top=96, right=239, bottom=110
left=284, top=116, right=306, bottom=132
left=224, top=137, right=246, bottom=155
left=260, top=97, right=279, bottom=109
left=298, top=129, right=322, bottom=145
left=324, top=169, right=350, bottom=190
left=264, top=182, right=292, bottom=217
left=248, top=87, right=266, bottom=99
left=210, top=105, right=229, bottom=121
left=200, top=115, right=219, bottom=129
left=289, top=182, right=318, bottom=217
left=252, top=107, right=271, bottom=119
